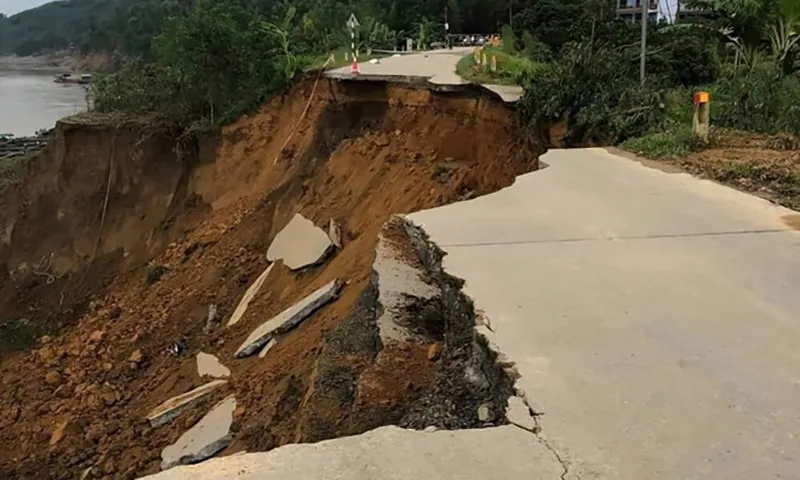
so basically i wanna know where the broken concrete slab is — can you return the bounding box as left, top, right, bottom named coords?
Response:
left=227, top=263, right=274, bottom=327
left=197, top=352, right=231, bottom=378
left=373, top=217, right=439, bottom=343
left=146, top=380, right=227, bottom=427
left=506, top=395, right=536, bottom=432
left=235, top=279, right=343, bottom=358
left=161, top=395, right=236, bottom=471
left=267, top=213, right=333, bottom=270
left=141, top=425, right=566, bottom=479
left=257, top=338, right=277, bottom=359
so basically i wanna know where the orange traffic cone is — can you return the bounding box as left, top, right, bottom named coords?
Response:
left=351, top=57, right=360, bottom=75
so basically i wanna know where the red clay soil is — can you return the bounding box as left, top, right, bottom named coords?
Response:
left=0, top=77, right=542, bottom=479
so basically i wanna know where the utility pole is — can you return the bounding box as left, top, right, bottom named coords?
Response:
left=509, top=0, right=513, bottom=28
left=640, top=0, right=648, bottom=85
left=444, top=5, right=450, bottom=49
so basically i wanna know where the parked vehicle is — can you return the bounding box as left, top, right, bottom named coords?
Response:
left=54, top=73, right=92, bottom=85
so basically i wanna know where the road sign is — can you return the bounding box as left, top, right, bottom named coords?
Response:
left=346, top=13, right=360, bottom=30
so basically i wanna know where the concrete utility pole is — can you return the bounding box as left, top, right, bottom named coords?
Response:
left=640, top=0, right=648, bottom=85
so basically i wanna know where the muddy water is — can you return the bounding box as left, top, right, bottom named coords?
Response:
left=0, top=70, right=87, bottom=136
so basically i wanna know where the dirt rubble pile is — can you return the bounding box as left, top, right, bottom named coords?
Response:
left=0, top=76, right=543, bottom=479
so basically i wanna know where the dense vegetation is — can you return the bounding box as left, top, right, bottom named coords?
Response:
left=512, top=0, right=800, bottom=153
left=2, top=0, right=798, bottom=151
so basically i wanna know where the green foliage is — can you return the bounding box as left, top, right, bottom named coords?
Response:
left=144, top=264, right=167, bottom=285
left=521, top=31, right=552, bottom=62
left=520, top=41, right=667, bottom=146
left=94, top=0, right=302, bottom=130
left=501, top=24, right=517, bottom=54
left=622, top=126, right=700, bottom=159
left=648, top=27, right=721, bottom=86
left=456, top=46, right=538, bottom=86
left=711, top=63, right=800, bottom=134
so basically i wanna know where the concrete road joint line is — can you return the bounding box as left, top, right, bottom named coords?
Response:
left=440, top=228, right=790, bottom=248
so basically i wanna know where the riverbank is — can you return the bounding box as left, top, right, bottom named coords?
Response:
left=0, top=51, right=111, bottom=73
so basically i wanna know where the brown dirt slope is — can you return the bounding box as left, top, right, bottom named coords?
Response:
left=0, top=77, right=543, bottom=479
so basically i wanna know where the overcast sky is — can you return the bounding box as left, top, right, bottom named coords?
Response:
left=1, top=0, right=680, bottom=19
left=0, top=0, right=50, bottom=15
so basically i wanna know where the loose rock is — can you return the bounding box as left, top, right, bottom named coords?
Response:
left=427, top=343, right=442, bottom=361
left=45, top=371, right=62, bottom=386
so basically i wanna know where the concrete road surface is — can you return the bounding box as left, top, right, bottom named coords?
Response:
left=325, top=48, right=523, bottom=102
left=411, top=148, right=800, bottom=479
left=143, top=426, right=565, bottom=479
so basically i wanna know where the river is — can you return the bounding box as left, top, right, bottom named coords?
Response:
left=0, top=69, right=87, bottom=137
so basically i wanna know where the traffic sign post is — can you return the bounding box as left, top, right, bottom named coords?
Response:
left=347, top=13, right=360, bottom=61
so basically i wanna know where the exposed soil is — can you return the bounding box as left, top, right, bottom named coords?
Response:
left=0, top=77, right=542, bottom=479
left=633, top=129, right=800, bottom=212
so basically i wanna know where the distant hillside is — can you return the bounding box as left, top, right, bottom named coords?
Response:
left=0, top=0, right=185, bottom=57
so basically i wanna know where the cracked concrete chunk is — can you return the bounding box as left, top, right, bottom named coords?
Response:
left=227, top=264, right=274, bottom=327
left=141, top=425, right=566, bottom=479
left=328, top=219, right=342, bottom=249
left=146, top=380, right=227, bottom=427
left=374, top=217, right=439, bottom=343
left=506, top=395, right=536, bottom=431
left=267, top=214, right=333, bottom=270
left=161, top=395, right=236, bottom=471
left=258, top=338, right=277, bottom=359
left=235, top=279, right=343, bottom=358
left=197, top=352, right=231, bottom=378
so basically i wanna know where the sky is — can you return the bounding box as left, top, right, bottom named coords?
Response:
left=0, top=0, right=48, bottom=15
left=1, top=0, right=681, bottom=19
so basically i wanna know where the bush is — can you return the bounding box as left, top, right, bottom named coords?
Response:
left=145, top=264, right=168, bottom=285
left=520, top=42, right=667, bottom=145
left=521, top=31, right=552, bottom=63
left=93, top=0, right=302, bottom=130
left=501, top=24, right=517, bottom=55
left=648, top=28, right=720, bottom=87
left=711, top=65, right=800, bottom=134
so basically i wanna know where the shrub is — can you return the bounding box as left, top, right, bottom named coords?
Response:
left=501, top=24, right=517, bottom=55
left=145, top=264, right=168, bottom=285
left=520, top=42, right=667, bottom=145
left=711, top=65, right=800, bottom=134
left=93, top=0, right=302, bottom=131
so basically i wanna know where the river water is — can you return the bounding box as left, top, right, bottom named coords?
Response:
left=0, top=70, right=87, bottom=137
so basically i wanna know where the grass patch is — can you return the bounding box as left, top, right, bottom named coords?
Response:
left=622, top=126, right=702, bottom=159
left=145, top=264, right=168, bottom=285
left=456, top=46, right=535, bottom=86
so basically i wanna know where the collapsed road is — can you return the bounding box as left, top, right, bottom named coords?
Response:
left=3, top=48, right=799, bottom=480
